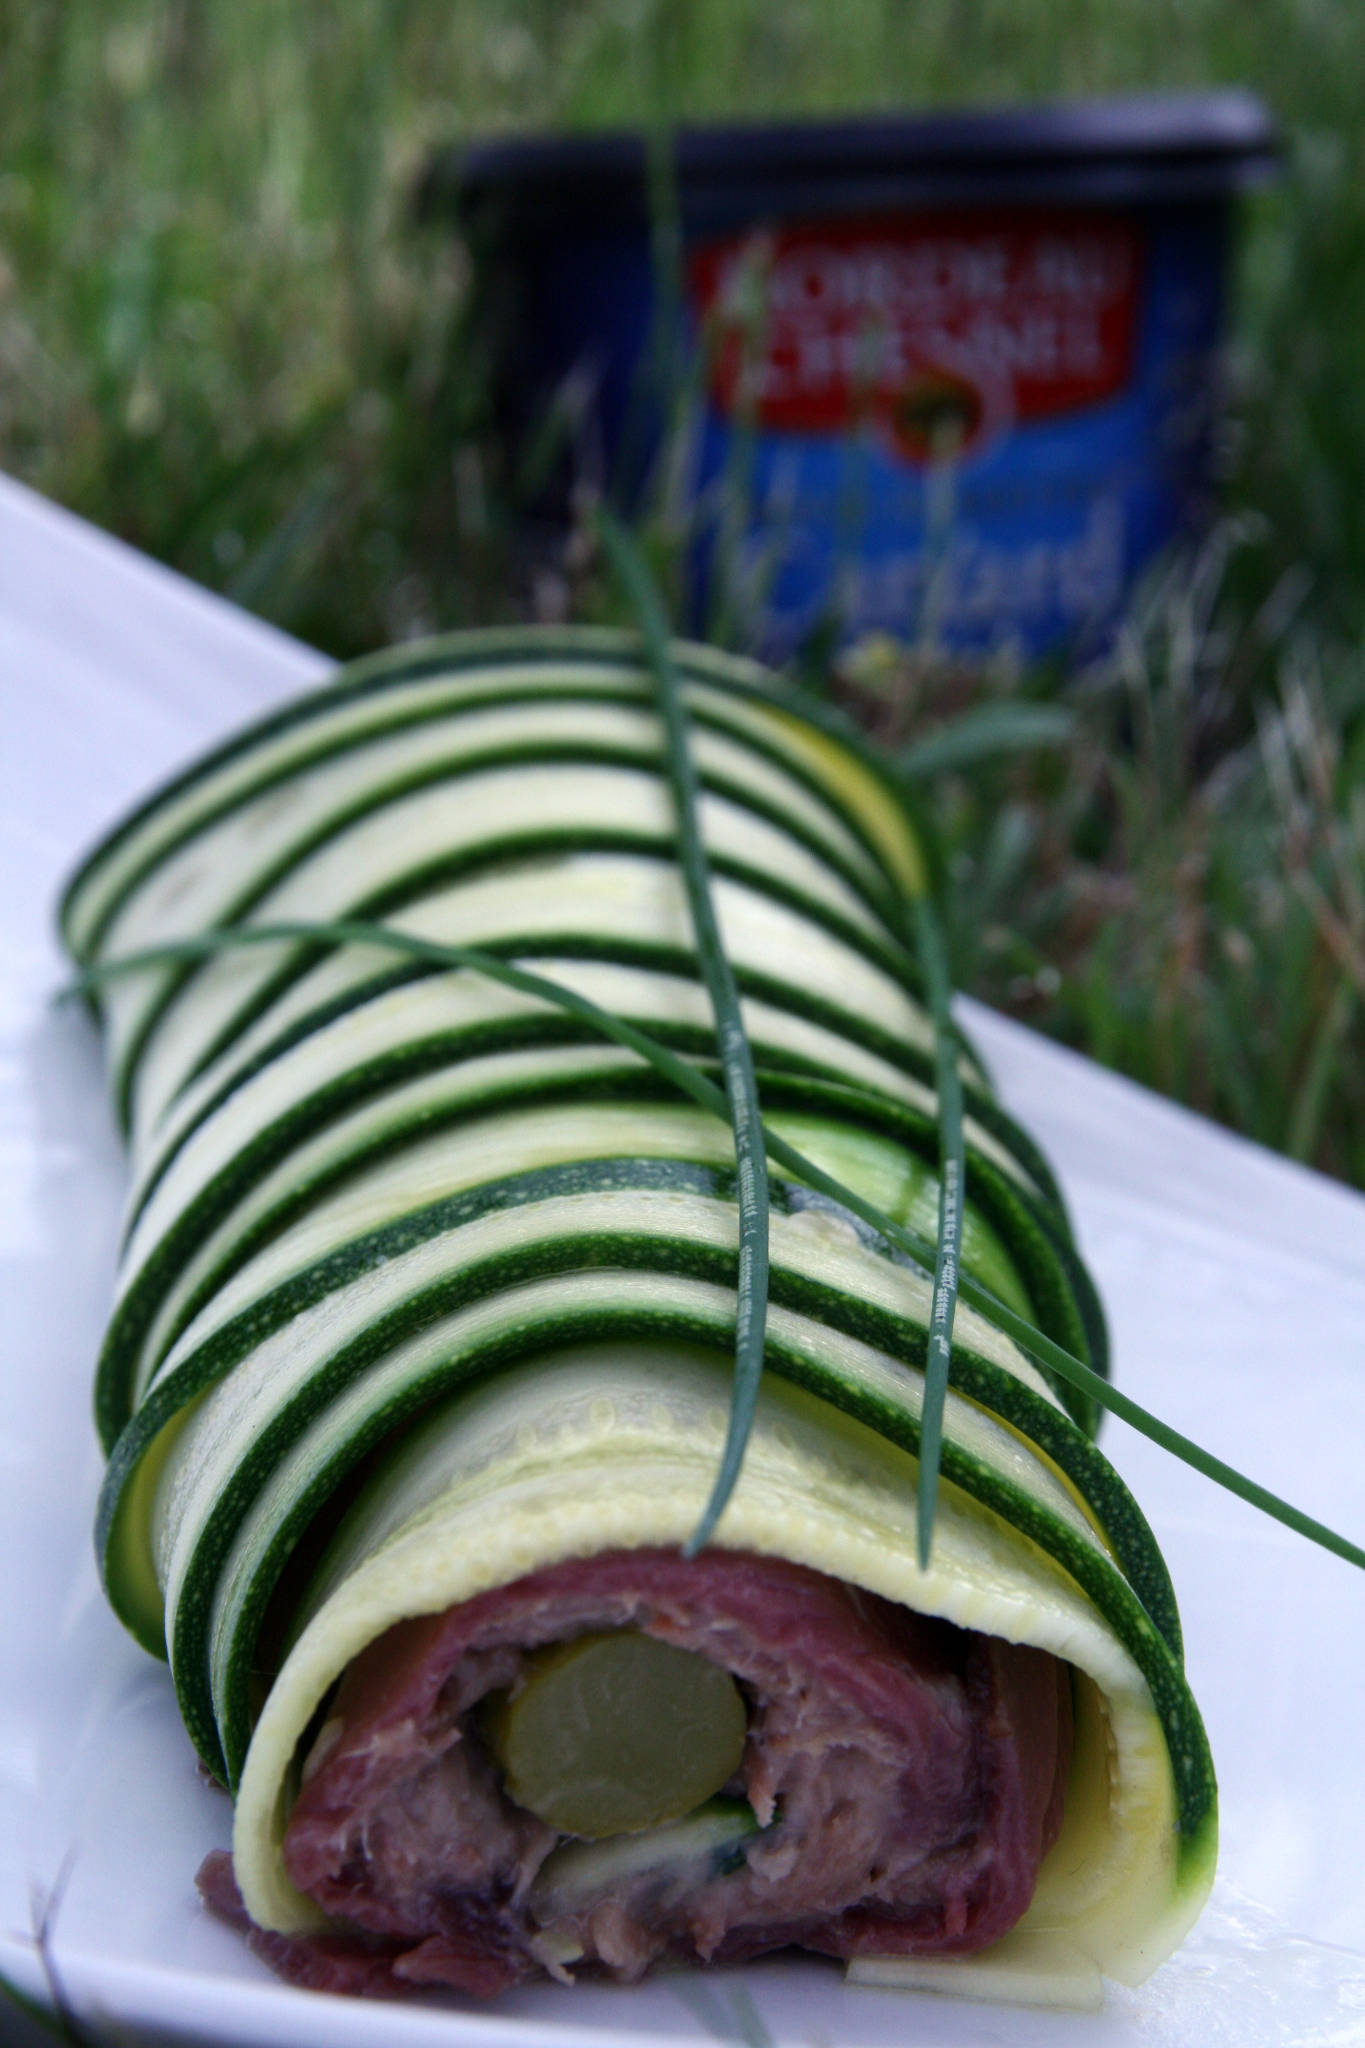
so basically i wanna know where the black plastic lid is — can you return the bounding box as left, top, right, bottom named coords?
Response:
left=425, top=91, right=1279, bottom=237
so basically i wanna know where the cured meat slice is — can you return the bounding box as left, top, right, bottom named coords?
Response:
left=202, top=1548, right=1072, bottom=1998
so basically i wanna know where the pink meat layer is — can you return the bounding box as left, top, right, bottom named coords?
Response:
left=200, top=1547, right=1071, bottom=1999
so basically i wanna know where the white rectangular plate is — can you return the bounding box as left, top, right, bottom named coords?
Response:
left=3, top=472, right=1364, bottom=2048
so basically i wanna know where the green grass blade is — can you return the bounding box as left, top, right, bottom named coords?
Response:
left=3, top=1857, right=104, bottom=2047
left=896, top=701, right=1074, bottom=780
left=0, top=1969, right=77, bottom=2045
left=596, top=510, right=771, bottom=1554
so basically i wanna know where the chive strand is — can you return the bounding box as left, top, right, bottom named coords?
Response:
left=62, top=922, right=740, bottom=1124
left=908, top=891, right=966, bottom=1570
left=963, top=1299, right=1365, bottom=1571
left=65, top=923, right=1365, bottom=1574
left=597, top=509, right=770, bottom=1554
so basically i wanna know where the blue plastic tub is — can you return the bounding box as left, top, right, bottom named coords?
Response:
left=431, top=93, right=1277, bottom=665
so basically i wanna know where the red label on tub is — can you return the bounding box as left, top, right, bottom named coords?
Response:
left=689, top=213, right=1140, bottom=459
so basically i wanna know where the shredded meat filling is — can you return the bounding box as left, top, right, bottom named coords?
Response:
left=200, top=1547, right=1072, bottom=1999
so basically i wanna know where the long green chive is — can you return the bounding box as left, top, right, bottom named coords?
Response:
left=596, top=509, right=770, bottom=1555
left=908, top=893, right=966, bottom=1569
left=593, top=518, right=976, bottom=1567
left=62, top=922, right=751, bottom=1125
left=65, top=919, right=1365, bottom=1575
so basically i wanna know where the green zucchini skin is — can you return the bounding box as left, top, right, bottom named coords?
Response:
left=66, top=626, right=1214, bottom=1996
left=94, top=1053, right=1082, bottom=1457
left=100, top=1152, right=1165, bottom=1682
left=61, top=628, right=932, bottom=962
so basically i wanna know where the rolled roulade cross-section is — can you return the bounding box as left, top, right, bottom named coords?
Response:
left=63, top=626, right=1215, bottom=2008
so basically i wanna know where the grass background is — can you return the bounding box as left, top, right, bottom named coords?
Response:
left=3, top=0, right=1364, bottom=1183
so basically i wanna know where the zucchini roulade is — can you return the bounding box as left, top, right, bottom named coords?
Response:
left=63, top=625, right=1216, bottom=2009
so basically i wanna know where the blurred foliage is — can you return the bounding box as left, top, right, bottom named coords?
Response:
left=3, top=0, right=1365, bottom=649
left=2, top=0, right=1364, bottom=1181
left=837, top=537, right=1365, bottom=1183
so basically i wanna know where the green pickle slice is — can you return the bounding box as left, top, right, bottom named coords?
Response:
left=484, top=1629, right=749, bottom=1839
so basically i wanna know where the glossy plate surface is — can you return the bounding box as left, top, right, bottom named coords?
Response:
left=3, top=471, right=1364, bottom=2047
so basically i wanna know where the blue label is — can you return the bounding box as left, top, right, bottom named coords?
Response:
left=503, top=200, right=1229, bottom=663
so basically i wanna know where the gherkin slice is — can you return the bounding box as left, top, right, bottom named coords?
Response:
left=483, top=1630, right=748, bottom=1839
